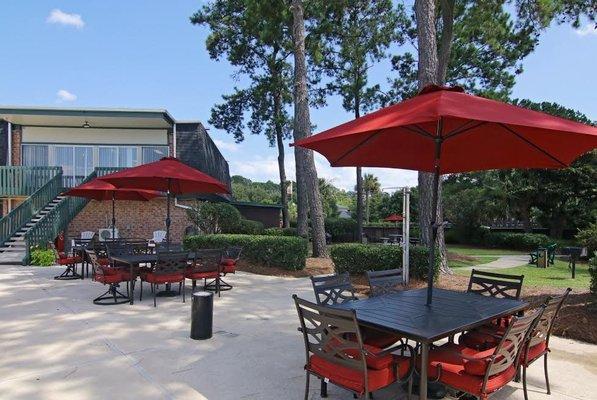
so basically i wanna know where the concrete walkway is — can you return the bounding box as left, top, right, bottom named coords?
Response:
left=0, top=264, right=595, bottom=400
left=468, top=254, right=529, bottom=270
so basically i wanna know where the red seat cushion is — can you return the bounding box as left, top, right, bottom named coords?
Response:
left=95, top=271, right=123, bottom=284
left=185, top=271, right=219, bottom=280
left=522, top=341, right=547, bottom=365
left=221, top=258, right=236, bottom=266
left=98, top=258, right=110, bottom=266
left=427, top=343, right=516, bottom=396
left=309, top=353, right=410, bottom=394
left=362, top=327, right=402, bottom=348
left=58, top=256, right=82, bottom=265
left=145, top=273, right=184, bottom=284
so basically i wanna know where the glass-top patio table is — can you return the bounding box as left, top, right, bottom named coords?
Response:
left=333, top=287, right=527, bottom=400
left=111, top=252, right=196, bottom=305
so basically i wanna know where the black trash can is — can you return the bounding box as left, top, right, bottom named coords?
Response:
left=190, top=291, right=213, bottom=340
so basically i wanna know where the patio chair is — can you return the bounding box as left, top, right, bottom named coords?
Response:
left=310, top=273, right=403, bottom=349
left=186, top=249, right=223, bottom=296
left=365, top=268, right=404, bottom=297
left=50, top=241, right=83, bottom=280
left=459, top=269, right=524, bottom=349
left=529, top=243, right=556, bottom=265
left=293, top=295, right=414, bottom=400
left=423, top=306, right=545, bottom=400
left=150, top=230, right=167, bottom=245
left=519, top=288, right=571, bottom=400
left=219, top=246, right=242, bottom=290
left=86, top=249, right=128, bottom=305
left=141, top=250, right=188, bottom=307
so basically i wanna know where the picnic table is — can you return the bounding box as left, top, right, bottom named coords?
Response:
left=334, top=288, right=527, bottom=400
left=111, top=252, right=196, bottom=305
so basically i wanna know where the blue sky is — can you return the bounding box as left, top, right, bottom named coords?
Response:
left=1, top=1, right=595, bottom=191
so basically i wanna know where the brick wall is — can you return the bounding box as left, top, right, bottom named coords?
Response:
left=11, top=125, right=22, bottom=166
left=67, top=198, right=195, bottom=243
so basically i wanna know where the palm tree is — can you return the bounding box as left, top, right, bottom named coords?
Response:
left=363, top=173, right=381, bottom=224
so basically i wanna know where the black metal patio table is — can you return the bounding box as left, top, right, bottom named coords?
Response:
left=333, top=287, right=527, bottom=400
left=111, top=252, right=196, bottom=305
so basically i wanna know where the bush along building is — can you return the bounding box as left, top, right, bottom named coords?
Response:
left=0, top=106, right=280, bottom=265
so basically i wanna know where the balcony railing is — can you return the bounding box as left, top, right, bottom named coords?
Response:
left=0, top=167, right=62, bottom=197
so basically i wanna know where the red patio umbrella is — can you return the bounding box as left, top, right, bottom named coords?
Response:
left=384, top=213, right=403, bottom=223
left=101, top=157, right=230, bottom=244
left=293, top=85, right=597, bottom=304
left=65, top=178, right=162, bottom=238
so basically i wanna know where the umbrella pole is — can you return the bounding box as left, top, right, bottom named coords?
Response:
left=426, top=119, right=443, bottom=306
left=166, top=178, right=171, bottom=246
left=112, top=192, right=116, bottom=239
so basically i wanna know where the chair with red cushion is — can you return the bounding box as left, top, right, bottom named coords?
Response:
left=459, top=269, right=524, bottom=349
left=50, top=242, right=83, bottom=280
left=185, top=249, right=223, bottom=296
left=311, top=273, right=403, bottom=349
left=141, top=250, right=188, bottom=307
left=217, top=246, right=242, bottom=291
left=293, top=295, right=414, bottom=400
left=86, top=249, right=129, bottom=305
left=424, top=307, right=544, bottom=400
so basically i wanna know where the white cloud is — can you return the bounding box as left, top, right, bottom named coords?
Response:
left=46, top=9, right=85, bottom=29
left=213, top=139, right=240, bottom=152
left=56, top=89, right=77, bottom=102
left=575, top=23, right=596, bottom=37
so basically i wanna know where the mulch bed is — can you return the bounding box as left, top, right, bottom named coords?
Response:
left=235, top=257, right=597, bottom=345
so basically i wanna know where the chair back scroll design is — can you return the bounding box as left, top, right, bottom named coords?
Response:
left=467, top=269, right=524, bottom=300
left=191, top=249, right=223, bottom=274
left=85, top=249, right=108, bottom=278
left=366, top=268, right=404, bottom=297
left=528, top=288, right=571, bottom=348
left=225, top=246, right=242, bottom=261
left=310, top=272, right=357, bottom=306
left=153, top=251, right=190, bottom=275
left=293, top=295, right=368, bottom=379
left=481, top=307, right=544, bottom=392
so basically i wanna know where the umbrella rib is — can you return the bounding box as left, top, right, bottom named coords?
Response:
left=409, top=125, right=435, bottom=138
left=332, top=129, right=383, bottom=165
left=443, top=121, right=487, bottom=140
left=498, top=123, right=567, bottom=167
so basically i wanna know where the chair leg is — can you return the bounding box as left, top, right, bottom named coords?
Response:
left=153, top=283, right=157, bottom=307
left=523, top=364, right=528, bottom=400
left=544, top=353, right=551, bottom=394
left=182, top=280, right=185, bottom=303
left=320, top=379, right=327, bottom=398
left=192, top=280, right=196, bottom=292
left=407, top=376, right=412, bottom=400
left=217, top=276, right=221, bottom=297
left=303, top=372, right=310, bottom=400
left=140, top=280, right=143, bottom=301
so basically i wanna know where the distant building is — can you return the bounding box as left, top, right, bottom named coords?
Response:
left=337, top=205, right=352, bottom=219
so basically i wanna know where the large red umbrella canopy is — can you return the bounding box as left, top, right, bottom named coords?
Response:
left=100, top=157, right=230, bottom=195
left=384, top=213, right=403, bottom=222
left=293, top=85, right=597, bottom=173
left=65, top=179, right=162, bottom=201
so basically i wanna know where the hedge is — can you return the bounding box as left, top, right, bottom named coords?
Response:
left=235, top=219, right=264, bottom=235
left=263, top=227, right=299, bottom=237
left=325, top=218, right=357, bottom=242
left=330, top=243, right=439, bottom=281
left=445, top=228, right=553, bottom=250
left=184, top=234, right=308, bottom=271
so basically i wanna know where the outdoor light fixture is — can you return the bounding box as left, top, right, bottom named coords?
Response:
left=82, top=120, right=91, bottom=128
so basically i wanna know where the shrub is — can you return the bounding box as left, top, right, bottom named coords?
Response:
left=30, top=248, right=55, bottom=266
left=235, top=219, right=264, bottom=235
left=483, top=232, right=551, bottom=250
left=184, top=234, right=308, bottom=270
left=325, top=218, right=357, bottom=242
left=263, top=227, right=298, bottom=236
left=186, top=201, right=242, bottom=234
left=576, top=222, right=597, bottom=257
left=589, top=253, right=597, bottom=302
left=330, top=243, right=439, bottom=281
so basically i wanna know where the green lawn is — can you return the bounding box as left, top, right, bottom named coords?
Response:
left=448, top=256, right=499, bottom=269
left=448, top=245, right=526, bottom=256
left=457, top=260, right=590, bottom=290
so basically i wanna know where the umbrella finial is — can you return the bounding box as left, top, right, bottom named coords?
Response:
left=418, top=84, right=465, bottom=96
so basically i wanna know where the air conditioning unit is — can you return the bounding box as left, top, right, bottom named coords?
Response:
left=98, top=228, right=119, bottom=241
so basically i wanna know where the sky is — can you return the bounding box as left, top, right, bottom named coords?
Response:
left=0, top=1, right=595, bottom=192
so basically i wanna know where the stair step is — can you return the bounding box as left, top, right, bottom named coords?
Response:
left=0, top=247, right=25, bottom=252
left=5, top=242, right=26, bottom=247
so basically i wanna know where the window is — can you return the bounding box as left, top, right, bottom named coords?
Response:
left=98, top=147, right=117, bottom=167
left=118, top=147, right=138, bottom=167
left=142, top=146, right=169, bottom=163
left=22, top=145, right=48, bottom=166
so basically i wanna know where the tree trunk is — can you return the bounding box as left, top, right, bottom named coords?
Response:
left=292, top=0, right=328, bottom=257
left=437, top=0, right=455, bottom=83
left=295, top=168, right=309, bottom=237
left=365, top=191, right=370, bottom=224
left=273, top=92, right=290, bottom=228
left=354, top=103, right=364, bottom=242
left=415, top=0, right=450, bottom=274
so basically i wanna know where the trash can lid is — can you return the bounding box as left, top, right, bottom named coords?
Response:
left=193, top=291, right=213, bottom=297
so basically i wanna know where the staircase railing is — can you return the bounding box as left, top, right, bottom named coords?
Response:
left=0, top=166, right=62, bottom=197
left=0, top=171, right=64, bottom=249
left=23, top=170, right=100, bottom=264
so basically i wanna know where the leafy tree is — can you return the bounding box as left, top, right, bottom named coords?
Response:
left=191, top=0, right=293, bottom=228
left=315, top=0, right=407, bottom=242
left=231, top=175, right=282, bottom=204
left=318, top=178, right=339, bottom=218
left=187, top=201, right=242, bottom=234
left=363, top=173, right=381, bottom=223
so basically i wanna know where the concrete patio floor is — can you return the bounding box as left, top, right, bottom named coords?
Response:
left=0, top=265, right=595, bottom=400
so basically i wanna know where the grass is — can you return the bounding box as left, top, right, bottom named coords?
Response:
left=448, top=255, right=499, bottom=269
left=447, top=245, right=526, bottom=256
left=457, top=259, right=590, bottom=290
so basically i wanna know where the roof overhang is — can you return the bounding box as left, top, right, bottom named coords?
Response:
left=0, top=106, right=174, bottom=129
